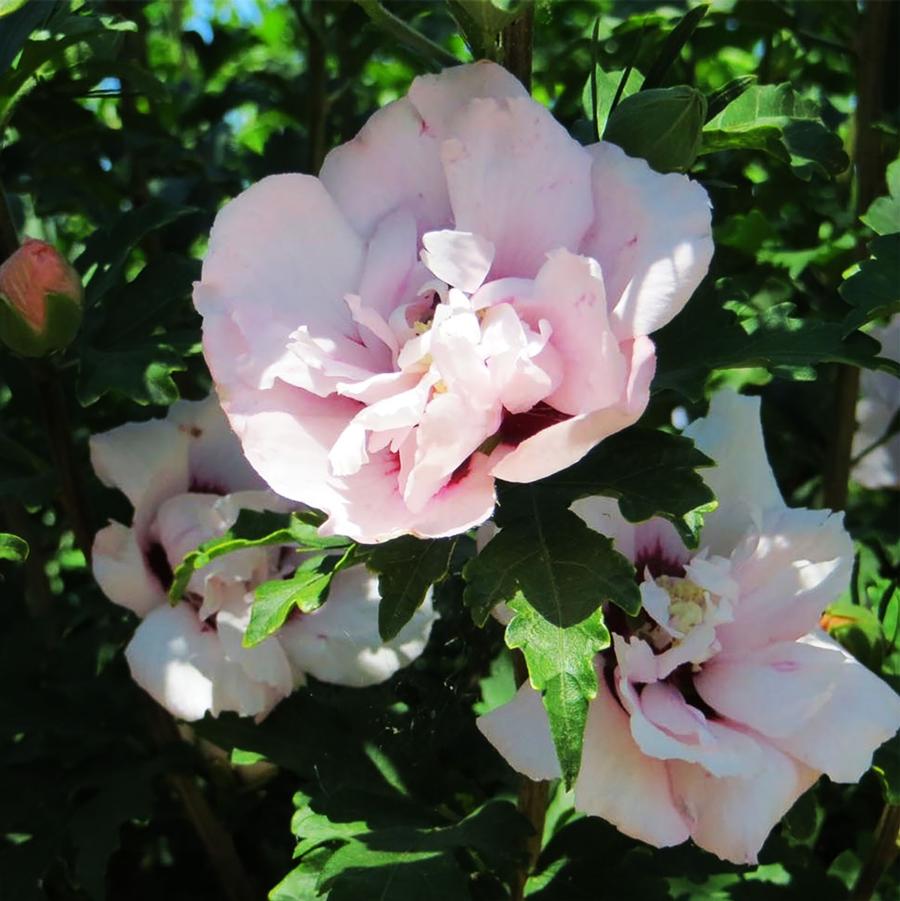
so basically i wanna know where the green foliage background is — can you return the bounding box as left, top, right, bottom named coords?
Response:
left=0, top=1, right=898, bottom=899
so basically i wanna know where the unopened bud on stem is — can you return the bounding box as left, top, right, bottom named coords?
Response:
left=0, top=238, right=83, bottom=357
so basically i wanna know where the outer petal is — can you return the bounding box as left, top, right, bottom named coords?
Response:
left=92, top=522, right=166, bottom=616
left=169, top=395, right=264, bottom=494
left=280, top=565, right=434, bottom=686
left=477, top=683, right=562, bottom=782
left=581, top=142, right=713, bottom=339
left=407, top=61, right=528, bottom=135
left=716, top=506, right=853, bottom=653
left=491, top=334, right=655, bottom=483
left=698, top=633, right=900, bottom=783
left=319, top=98, right=450, bottom=238
left=575, top=683, right=690, bottom=848
left=90, top=416, right=189, bottom=527
left=442, top=97, right=594, bottom=279
left=125, top=604, right=220, bottom=721
left=669, top=741, right=818, bottom=865
left=195, top=174, right=369, bottom=394
left=682, top=391, right=783, bottom=555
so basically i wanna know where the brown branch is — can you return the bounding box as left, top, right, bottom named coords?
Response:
left=822, top=0, right=891, bottom=512
left=500, top=3, right=534, bottom=94
left=851, top=803, right=900, bottom=901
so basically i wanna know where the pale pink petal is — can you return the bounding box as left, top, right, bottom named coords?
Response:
left=682, top=391, right=783, bottom=554
left=421, top=229, right=494, bottom=293
left=220, top=380, right=360, bottom=524
left=491, top=335, right=655, bottom=482
left=699, top=633, right=900, bottom=782
left=669, top=741, right=818, bottom=865
left=442, top=97, right=594, bottom=279
left=480, top=305, right=562, bottom=414
left=575, top=683, right=690, bottom=847
left=617, top=673, right=761, bottom=778
left=515, top=250, right=626, bottom=415
left=319, top=99, right=450, bottom=238
left=169, top=395, right=264, bottom=495
left=581, top=142, right=713, bottom=339
left=280, top=566, right=434, bottom=686
left=716, top=506, right=853, bottom=653
left=407, top=61, right=528, bottom=135
left=154, top=493, right=223, bottom=565
left=402, top=392, right=501, bottom=514
left=195, top=174, right=369, bottom=394
left=125, top=603, right=220, bottom=721
left=92, top=522, right=166, bottom=616
left=216, top=600, right=294, bottom=696
left=90, top=417, right=189, bottom=526
left=357, top=207, right=422, bottom=326
left=613, top=633, right=659, bottom=684
left=633, top=517, right=691, bottom=573
left=477, top=683, right=562, bottom=782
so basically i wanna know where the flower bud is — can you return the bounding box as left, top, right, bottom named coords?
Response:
left=0, top=238, right=83, bottom=357
left=603, top=86, right=707, bottom=173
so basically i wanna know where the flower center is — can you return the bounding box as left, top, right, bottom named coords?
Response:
left=656, top=575, right=708, bottom=635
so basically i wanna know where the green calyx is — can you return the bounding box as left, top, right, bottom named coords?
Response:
left=0, top=290, right=83, bottom=357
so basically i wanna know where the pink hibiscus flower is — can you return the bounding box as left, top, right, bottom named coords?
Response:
left=90, top=396, right=435, bottom=721
left=193, top=62, right=713, bottom=543
left=478, top=390, right=900, bottom=864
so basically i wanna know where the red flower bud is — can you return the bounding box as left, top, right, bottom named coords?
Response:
left=0, top=238, right=83, bottom=357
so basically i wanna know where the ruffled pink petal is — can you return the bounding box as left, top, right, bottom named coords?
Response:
left=92, top=522, right=166, bottom=616
left=476, top=683, right=562, bottom=781
left=90, top=416, right=189, bottom=528
left=698, top=633, right=900, bottom=782
left=319, top=99, right=450, bottom=238
left=581, top=142, right=713, bottom=339
left=169, top=395, right=264, bottom=495
left=421, top=229, right=494, bottom=293
left=196, top=174, right=369, bottom=395
left=407, top=61, right=528, bottom=136
left=125, top=603, right=221, bottom=721
left=491, top=334, right=655, bottom=483
left=617, top=673, right=761, bottom=778
left=280, top=565, right=434, bottom=686
left=715, top=506, right=853, bottom=654
left=669, top=740, right=818, bottom=865
left=220, top=380, right=360, bottom=527
left=683, top=391, right=784, bottom=554
left=442, top=97, right=594, bottom=279
left=575, top=682, right=690, bottom=848
left=514, top=250, right=626, bottom=415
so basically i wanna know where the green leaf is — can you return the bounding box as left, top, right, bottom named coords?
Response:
left=653, top=295, right=895, bottom=401
left=505, top=595, right=610, bottom=787
left=464, top=502, right=637, bottom=786
left=367, top=536, right=456, bottom=641
left=705, top=74, right=757, bottom=121
left=873, top=733, right=900, bottom=805
left=309, top=801, right=529, bottom=900
left=244, top=556, right=336, bottom=648
left=497, top=430, right=716, bottom=548
left=582, top=65, right=643, bottom=138
left=76, top=338, right=192, bottom=407
left=860, top=157, right=900, bottom=236
left=701, top=83, right=849, bottom=179
left=840, top=235, right=900, bottom=334
left=169, top=510, right=350, bottom=602
left=641, top=4, right=707, bottom=90
left=0, top=531, right=27, bottom=562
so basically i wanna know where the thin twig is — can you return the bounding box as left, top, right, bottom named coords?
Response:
left=355, top=0, right=459, bottom=70
left=500, top=2, right=534, bottom=93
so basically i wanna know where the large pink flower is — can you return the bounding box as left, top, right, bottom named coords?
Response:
left=194, top=62, right=713, bottom=543
left=478, top=390, right=900, bottom=864
left=90, top=396, right=435, bottom=721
